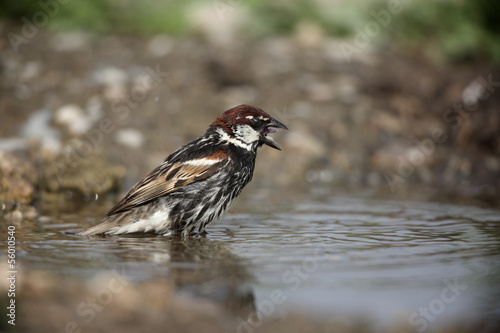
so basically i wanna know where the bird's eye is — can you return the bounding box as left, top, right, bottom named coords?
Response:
left=250, top=117, right=262, bottom=127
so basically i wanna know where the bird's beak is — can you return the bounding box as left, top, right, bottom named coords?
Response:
left=261, top=117, right=288, bottom=150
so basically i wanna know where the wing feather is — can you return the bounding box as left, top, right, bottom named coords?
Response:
left=106, top=152, right=228, bottom=216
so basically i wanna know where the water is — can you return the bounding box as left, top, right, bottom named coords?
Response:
left=3, top=189, right=500, bottom=330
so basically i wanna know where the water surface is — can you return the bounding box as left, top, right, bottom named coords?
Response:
left=4, top=189, right=500, bottom=330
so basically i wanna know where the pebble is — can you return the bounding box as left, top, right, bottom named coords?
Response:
left=20, top=109, right=61, bottom=153
left=86, top=95, right=104, bottom=122
left=92, top=66, right=128, bottom=101
left=307, top=81, right=334, bottom=102
left=284, top=126, right=325, bottom=158
left=293, top=21, right=325, bottom=49
left=54, top=104, right=93, bottom=136
left=147, top=35, right=174, bottom=57
left=115, top=128, right=145, bottom=149
left=462, top=77, right=487, bottom=107
left=4, top=209, right=23, bottom=222
left=19, top=61, right=41, bottom=81
left=0, top=138, right=30, bottom=152
left=0, top=152, right=37, bottom=204
left=50, top=32, right=91, bottom=52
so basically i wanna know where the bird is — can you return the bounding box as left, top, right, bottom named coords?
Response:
left=77, top=104, right=288, bottom=237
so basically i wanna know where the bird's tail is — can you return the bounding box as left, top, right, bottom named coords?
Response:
left=76, top=216, right=119, bottom=236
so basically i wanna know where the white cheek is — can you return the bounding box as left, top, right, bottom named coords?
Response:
left=235, top=125, right=260, bottom=143
left=217, top=129, right=252, bottom=151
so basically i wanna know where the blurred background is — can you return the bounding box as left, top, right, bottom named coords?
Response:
left=1, top=0, right=499, bottom=206
left=1, top=0, right=500, bottom=332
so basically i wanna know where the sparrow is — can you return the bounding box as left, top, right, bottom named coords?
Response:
left=77, top=104, right=288, bottom=237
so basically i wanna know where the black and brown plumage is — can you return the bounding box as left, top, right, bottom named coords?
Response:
left=77, top=104, right=288, bottom=236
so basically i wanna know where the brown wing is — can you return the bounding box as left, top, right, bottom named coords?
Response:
left=106, top=152, right=229, bottom=216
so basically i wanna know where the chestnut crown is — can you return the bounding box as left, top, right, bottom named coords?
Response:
left=210, top=104, right=288, bottom=150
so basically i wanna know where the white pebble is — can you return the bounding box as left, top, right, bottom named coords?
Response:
left=115, top=128, right=145, bottom=149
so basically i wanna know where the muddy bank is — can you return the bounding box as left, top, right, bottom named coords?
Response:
left=1, top=27, right=499, bottom=213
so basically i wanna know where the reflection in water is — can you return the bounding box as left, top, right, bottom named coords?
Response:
left=108, top=236, right=255, bottom=318
left=5, top=191, right=500, bottom=331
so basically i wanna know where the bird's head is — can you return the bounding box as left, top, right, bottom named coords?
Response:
left=210, top=104, right=288, bottom=151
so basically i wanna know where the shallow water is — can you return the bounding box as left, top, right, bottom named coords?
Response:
left=4, top=189, right=500, bottom=330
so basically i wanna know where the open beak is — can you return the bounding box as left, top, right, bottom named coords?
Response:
left=261, top=117, right=288, bottom=150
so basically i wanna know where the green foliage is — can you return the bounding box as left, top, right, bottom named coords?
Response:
left=0, top=0, right=189, bottom=35
left=112, top=1, right=188, bottom=35
left=378, top=0, right=500, bottom=62
left=1, top=0, right=499, bottom=62
left=0, top=0, right=39, bottom=19
left=50, top=0, right=114, bottom=32
left=244, top=0, right=351, bottom=37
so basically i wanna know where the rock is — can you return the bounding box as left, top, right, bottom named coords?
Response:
left=371, top=110, right=402, bottom=134
left=293, top=21, right=326, bottom=49
left=284, top=125, right=325, bottom=158
left=307, top=80, right=335, bottom=102
left=20, top=109, right=62, bottom=153
left=325, top=37, right=378, bottom=65
left=54, top=104, right=93, bottom=136
left=92, top=66, right=128, bottom=101
left=54, top=97, right=103, bottom=136
left=0, top=151, right=38, bottom=204
left=115, top=128, right=145, bottom=149
left=4, top=209, right=23, bottom=221
left=147, top=34, right=174, bottom=57
left=50, top=32, right=91, bottom=52
left=19, top=61, right=42, bottom=82
left=41, top=141, right=125, bottom=196
left=86, top=95, right=104, bottom=122
left=0, top=138, right=30, bottom=152
left=3, top=205, right=37, bottom=221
